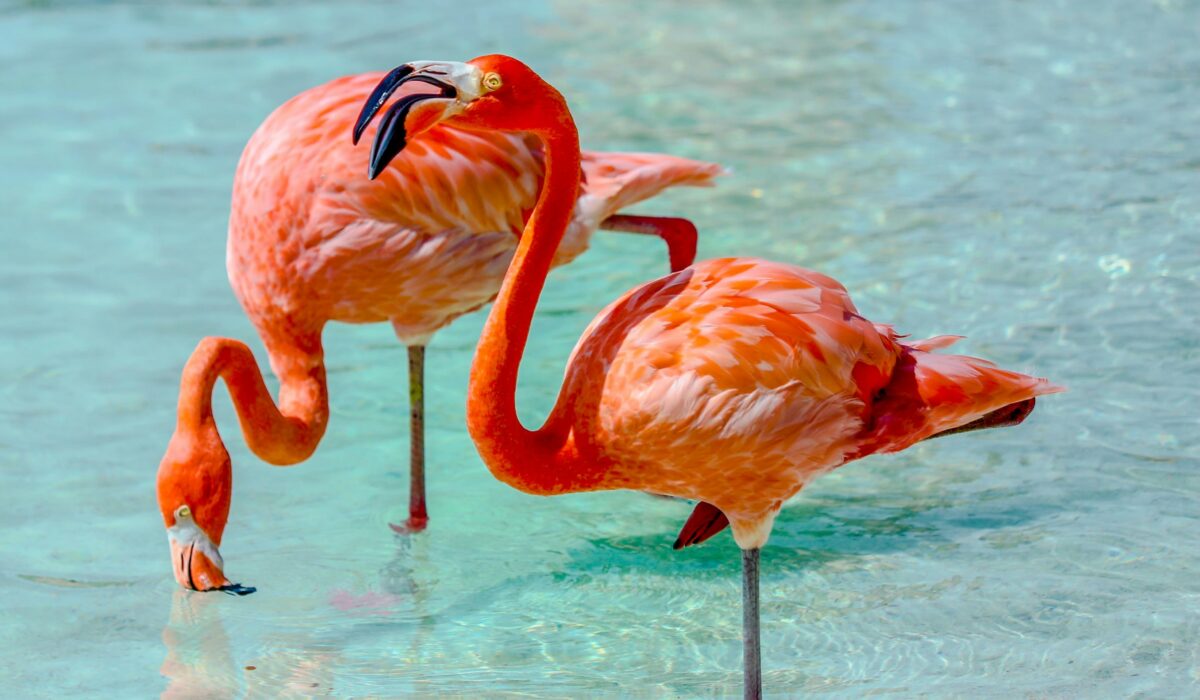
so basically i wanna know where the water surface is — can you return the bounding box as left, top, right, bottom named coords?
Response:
left=1, top=0, right=1198, bottom=696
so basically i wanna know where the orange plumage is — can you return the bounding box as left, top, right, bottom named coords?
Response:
left=229, top=71, right=722, bottom=344
left=558, top=257, right=1063, bottom=547
left=351, top=54, right=1062, bottom=694
left=155, top=69, right=722, bottom=592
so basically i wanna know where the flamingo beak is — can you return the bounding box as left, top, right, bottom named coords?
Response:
left=167, top=525, right=255, bottom=596
left=352, top=61, right=483, bottom=179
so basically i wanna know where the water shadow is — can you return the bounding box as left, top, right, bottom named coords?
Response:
left=560, top=477, right=1061, bottom=580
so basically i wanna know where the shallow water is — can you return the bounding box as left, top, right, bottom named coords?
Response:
left=1, top=0, right=1198, bottom=696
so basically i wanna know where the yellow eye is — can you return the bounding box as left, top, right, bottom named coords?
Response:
left=483, top=72, right=503, bottom=91
left=177, top=505, right=191, bottom=519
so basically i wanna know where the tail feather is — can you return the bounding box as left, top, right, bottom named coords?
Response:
left=911, top=350, right=1064, bottom=436
left=907, top=334, right=964, bottom=352
left=865, top=343, right=1064, bottom=454
left=580, top=151, right=725, bottom=220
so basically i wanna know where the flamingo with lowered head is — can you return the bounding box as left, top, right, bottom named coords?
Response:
left=154, top=70, right=723, bottom=594
left=354, top=55, right=1063, bottom=698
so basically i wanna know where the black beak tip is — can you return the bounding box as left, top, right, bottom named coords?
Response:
left=356, top=66, right=458, bottom=181
left=218, top=582, right=257, bottom=596
left=351, top=63, right=416, bottom=148
left=366, top=155, right=388, bottom=181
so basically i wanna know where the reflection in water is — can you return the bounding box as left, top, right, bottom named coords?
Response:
left=159, top=535, right=432, bottom=697
left=160, top=590, right=343, bottom=698
left=3, top=0, right=1198, bottom=694
left=160, top=591, right=239, bottom=699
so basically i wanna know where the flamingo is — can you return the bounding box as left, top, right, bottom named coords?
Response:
left=153, top=70, right=723, bottom=594
left=353, top=55, right=1063, bottom=698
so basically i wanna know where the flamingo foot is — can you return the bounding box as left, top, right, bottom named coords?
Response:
left=674, top=501, right=730, bottom=549
left=389, top=515, right=428, bottom=535
left=599, top=214, right=699, bottom=273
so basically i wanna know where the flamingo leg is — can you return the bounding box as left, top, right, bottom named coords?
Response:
left=743, top=547, right=762, bottom=700
left=392, top=345, right=429, bottom=533
left=599, top=214, right=698, bottom=273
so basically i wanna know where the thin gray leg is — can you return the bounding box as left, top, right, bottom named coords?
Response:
left=743, top=547, right=762, bottom=700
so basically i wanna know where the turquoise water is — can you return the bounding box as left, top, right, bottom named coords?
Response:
left=2, top=0, right=1198, bottom=696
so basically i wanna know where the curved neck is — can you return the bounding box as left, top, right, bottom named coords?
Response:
left=466, top=121, right=604, bottom=494
left=176, top=335, right=328, bottom=466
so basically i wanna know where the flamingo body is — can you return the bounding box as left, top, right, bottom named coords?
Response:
left=560, top=257, right=1063, bottom=547
left=349, top=54, right=1062, bottom=697
left=229, top=71, right=721, bottom=344
left=156, top=68, right=721, bottom=591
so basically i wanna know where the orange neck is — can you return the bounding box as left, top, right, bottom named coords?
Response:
left=465, top=120, right=606, bottom=495
left=158, top=334, right=328, bottom=545
left=175, top=335, right=329, bottom=466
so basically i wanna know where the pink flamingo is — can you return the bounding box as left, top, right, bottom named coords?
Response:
left=354, top=55, right=1063, bottom=698
left=154, top=70, right=722, bottom=594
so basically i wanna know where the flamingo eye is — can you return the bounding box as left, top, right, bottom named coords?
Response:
left=483, top=72, right=502, bottom=91
left=176, top=505, right=191, bottom=520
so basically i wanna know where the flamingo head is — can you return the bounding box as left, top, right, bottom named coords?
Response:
left=353, top=55, right=569, bottom=179
left=155, top=425, right=255, bottom=595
